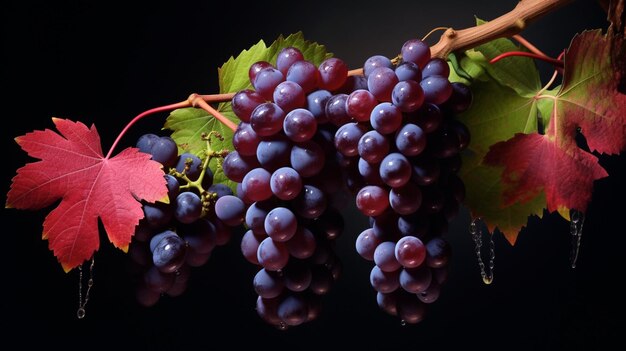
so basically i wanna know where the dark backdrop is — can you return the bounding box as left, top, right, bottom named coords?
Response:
left=2, top=1, right=623, bottom=350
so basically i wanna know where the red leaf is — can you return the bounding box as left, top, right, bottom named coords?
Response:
left=6, top=118, right=167, bottom=271
left=483, top=30, right=625, bottom=219
left=484, top=132, right=608, bottom=213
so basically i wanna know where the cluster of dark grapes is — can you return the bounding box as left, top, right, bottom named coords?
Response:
left=253, top=209, right=343, bottom=329
left=226, top=38, right=470, bottom=325
left=222, top=47, right=351, bottom=327
left=128, top=133, right=236, bottom=306
left=347, top=39, right=470, bottom=324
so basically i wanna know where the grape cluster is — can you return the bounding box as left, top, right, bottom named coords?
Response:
left=253, top=209, right=343, bottom=329
left=129, top=133, right=235, bottom=306
left=348, top=39, right=470, bottom=324
left=223, top=47, right=351, bottom=327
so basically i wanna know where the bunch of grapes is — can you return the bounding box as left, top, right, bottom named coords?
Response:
left=221, top=47, right=352, bottom=326
left=253, top=208, right=343, bottom=329
left=347, top=39, right=470, bottom=323
left=128, top=133, right=235, bottom=306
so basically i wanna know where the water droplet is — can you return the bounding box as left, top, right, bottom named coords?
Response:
left=571, top=211, right=581, bottom=224
left=400, top=319, right=406, bottom=326
left=278, top=322, right=287, bottom=330
left=76, top=308, right=86, bottom=319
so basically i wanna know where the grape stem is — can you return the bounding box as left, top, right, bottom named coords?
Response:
left=189, top=93, right=238, bottom=132
left=489, top=51, right=564, bottom=67
left=105, top=93, right=237, bottom=158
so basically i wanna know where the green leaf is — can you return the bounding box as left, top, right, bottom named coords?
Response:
left=468, top=18, right=541, bottom=95
left=462, top=78, right=540, bottom=155
left=164, top=107, right=236, bottom=158
left=536, top=86, right=559, bottom=133
left=460, top=150, right=546, bottom=244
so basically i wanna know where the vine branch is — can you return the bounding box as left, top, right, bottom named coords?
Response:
left=430, top=0, right=573, bottom=58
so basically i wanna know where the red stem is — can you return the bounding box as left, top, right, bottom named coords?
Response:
left=105, top=100, right=190, bottom=159
left=489, top=51, right=564, bottom=67
left=512, top=34, right=549, bottom=58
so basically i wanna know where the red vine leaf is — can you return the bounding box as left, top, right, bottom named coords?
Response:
left=6, top=119, right=167, bottom=272
left=484, top=30, right=625, bottom=217
left=484, top=132, right=608, bottom=213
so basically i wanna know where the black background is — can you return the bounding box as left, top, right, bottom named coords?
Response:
left=2, top=1, right=624, bottom=350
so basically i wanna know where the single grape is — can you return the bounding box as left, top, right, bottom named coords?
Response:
left=309, top=265, right=334, bottom=295
left=256, top=296, right=281, bottom=326
left=358, top=158, right=384, bottom=186
left=175, top=192, right=202, bottom=224
left=426, top=237, right=451, bottom=268
left=397, top=293, right=426, bottom=324
left=144, top=266, right=175, bottom=293
left=290, top=141, right=325, bottom=177
left=214, top=195, right=245, bottom=227
left=179, top=219, right=217, bottom=254
left=149, top=230, right=178, bottom=252
left=367, top=67, right=399, bottom=102
left=395, top=123, right=426, bottom=156
left=409, top=103, right=442, bottom=134
left=334, top=122, right=368, bottom=156
left=241, top=167, right=272, bottom=202
left=306, top=89, right=332, bottom=124
left=363, top=55, right=393, bottom=78
left=377, top=292, right=399, bottom=316
left=222, top=151, right=259, bottom=183
left=283, top=260, right=313, bottom=292
left=398, top=214, right=429, bottom=238
left=276, top=47, right=304, bottom=75
left=253, top=269, right=285, bottom=299
left=420, top=76, right=453, bottom=105
left=370, top=265, right=401, bottom=293
left=417, top=280, right=441, bottom=304
left=250, top=102, right=286, bottom=137
left=150, top=136, right=178, bottom=168
left=356, top=185, right=389, bottom=216
left=256, top=138, right=292, bottom=172
left=395, top=236, right=426, bottom=268
left=277, top=295, right=309, bottom=326
left=232, top=122, right=261, bottom=156
left=273, top=80, right=305, bottom=112
left=318, top=57, right=348, bottom=91
left=399, top=266, right=432, bottom=293
left=325, top=94, right=352, bottom=126
left=391, top=80, right=424, bottom=113
left=411, top=158, right=441, bottom=186
left=421, top=58, right=450, bottom=78
left=136, top=133, right=158, bottom=154
left=370, top=102, right=402, bottom=135
left=232, top=89, right=266, bottom=123
left=245, top=201, right=273, bottom=235
left=346, top=89, right=378, bottom=122
left=374, top=241, right=402, bottom=272
left=249, top=61, right=272, bottom=84
left=395, top=61, right=422, bottom=82
left=443, top=82, right=473, bottom=113
left=401, top=39, right=430, bottom=68
left=285, top=226, right=317, bottom=259
left=283, top=108, right=317, bottom=142
left=143, top=202, right=173, bottom=229
left=264, top=207, right=297, bottom=242
left=257, top=237, right=289, bottom=271
left=293, top=185, right=327, bottom=219
left=356, top=228, right=382, bottom=261
left=269, top=167, right=302, bottom=200
left=286, top=61, right=319, bottom=93
left=389, top=182, right=422, bottom=215
left=152, top=234, right=187, bottom=273
left=254, top=67, right=285, bottom=100
left=379, top=153, right=412, bottom=187
left=358, top=130, right=390, bottom=164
